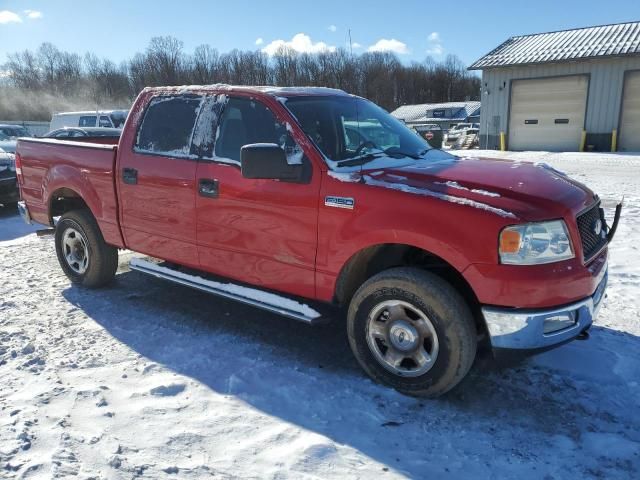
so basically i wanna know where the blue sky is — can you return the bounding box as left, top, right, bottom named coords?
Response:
left=1, top=0, right=638, bottom=68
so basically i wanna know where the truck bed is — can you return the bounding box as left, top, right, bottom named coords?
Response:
left=17, top=137, right=124, bottom=247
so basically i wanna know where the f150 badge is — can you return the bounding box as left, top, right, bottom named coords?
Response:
left=325, top=196, right=355, bottom=210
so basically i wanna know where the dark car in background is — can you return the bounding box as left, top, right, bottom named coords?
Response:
left=43, top=127, right=122, bottom=140
left=0, top=124, right=32, bottom=138
left=0, top=148, right=18, bottom=207
left=0, top=124, right=34, bottom=154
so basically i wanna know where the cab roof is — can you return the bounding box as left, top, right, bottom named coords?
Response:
left=142, top=84, right=350, bottom=98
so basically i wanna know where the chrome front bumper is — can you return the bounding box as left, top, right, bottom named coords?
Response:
left=17, top=200, right=31, bottom=224
left=482, top=270, right=607, bottom=351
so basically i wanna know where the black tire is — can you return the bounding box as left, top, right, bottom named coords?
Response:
left=55, top=209, right=118, bottom=288
left=347, top=267, right=477, bottom=397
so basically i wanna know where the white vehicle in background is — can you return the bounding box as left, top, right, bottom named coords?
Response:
left=445, top=122, right=480, bottom=144
left=49, top=110, right=129, bottom=131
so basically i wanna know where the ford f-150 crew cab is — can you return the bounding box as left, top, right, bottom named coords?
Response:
left=15, top=85, right=621, bottom=397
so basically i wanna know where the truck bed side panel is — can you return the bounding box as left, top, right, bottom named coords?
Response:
left=18, top=138, right=124, bottom=248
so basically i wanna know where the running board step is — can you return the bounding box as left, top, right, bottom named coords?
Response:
left=129, top=258, right=324, bottom=325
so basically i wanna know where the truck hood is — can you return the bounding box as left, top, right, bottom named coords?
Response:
left=345, top=155, right=596, bottom=221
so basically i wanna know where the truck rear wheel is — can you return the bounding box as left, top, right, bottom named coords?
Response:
left=55, top=210, right=118, bottom=288
left=347, top=267, right=477, bottom=397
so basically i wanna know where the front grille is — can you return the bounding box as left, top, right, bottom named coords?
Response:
left=576, top=202, right=607, bottom=262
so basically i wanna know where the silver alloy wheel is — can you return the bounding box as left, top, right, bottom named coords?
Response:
left=366, top=300, right=439, bottom=377
left=62, top=227, right=89, bottom=274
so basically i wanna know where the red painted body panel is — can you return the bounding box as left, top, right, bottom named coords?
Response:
left=463, top=248, right=608, bottom=309
left=117, top=152, right=199, bottom=269
left=17, top=85, right=608, bottom=313
left=16, top=138, right=124, bottom=247
left=194, top=91, right=322, bottom=298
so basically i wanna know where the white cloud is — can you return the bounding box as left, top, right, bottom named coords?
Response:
left=262, top=33, right=336, bottom=56
left=367, top=38, right=409, bottom=55
left=426, top=31, right=444, bottom=55
left=328, top=24, right=337, bottom=32
left=0, top=10, right=22, bottom=24
left=255, top=37, right=264, bottom=46
left=24, top=10, right=43, bottom=19
left=352, top=42, right=362, bottom=49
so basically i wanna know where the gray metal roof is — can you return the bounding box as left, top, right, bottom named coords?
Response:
left=391, top=101, right=481, bottom=123
left=470, top=21, right=640, bottom=69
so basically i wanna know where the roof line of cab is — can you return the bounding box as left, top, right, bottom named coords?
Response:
left=141, top=84, right=351, bottom=98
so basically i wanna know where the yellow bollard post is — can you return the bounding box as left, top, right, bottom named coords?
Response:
left=499, top=131, right=506, bottom=151
left=579, top=130, right=587, bottom=152
left=611, top=129, right=617, bottom=152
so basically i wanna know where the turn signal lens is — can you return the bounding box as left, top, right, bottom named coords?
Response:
left=499, top=229, right=521, bottom=254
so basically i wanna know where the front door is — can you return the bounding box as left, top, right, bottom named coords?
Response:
left=118, top=94, right=202, bottom=268
left=195, top=95, right=320, bottom=299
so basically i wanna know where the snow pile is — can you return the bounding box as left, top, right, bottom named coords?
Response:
left=1, top=152, right=639, bottom=478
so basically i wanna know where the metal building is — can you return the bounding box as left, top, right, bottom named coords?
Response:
left=470, top=21, right=640, bottom=152
left=391, top=101, right=481, bottom=132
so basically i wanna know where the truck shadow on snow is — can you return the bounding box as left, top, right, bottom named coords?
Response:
left=0, top=207, right=40, bottom=242
left=61, top=267, right=640, bottom=477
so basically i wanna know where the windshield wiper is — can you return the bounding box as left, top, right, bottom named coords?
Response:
left=335, top=148, right=429, bottom=167
left=335, top=151, right=387, bottom=167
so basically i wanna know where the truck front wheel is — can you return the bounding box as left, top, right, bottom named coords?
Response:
left=55, top=210, right=118, bottom=288
left=347, top=267, right=477, bottom=397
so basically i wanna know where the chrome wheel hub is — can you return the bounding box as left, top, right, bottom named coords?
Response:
left=62, top=228, right=89, bottom=274
left=366, top=300, right=439, bottom=377
left=389, top=321, right=419, bottom=351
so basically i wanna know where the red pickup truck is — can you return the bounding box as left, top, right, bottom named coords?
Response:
left=15, top=85, right=620, bottom=397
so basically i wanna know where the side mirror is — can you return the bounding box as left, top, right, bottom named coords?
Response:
left=240, top=143, right=302, bottom=181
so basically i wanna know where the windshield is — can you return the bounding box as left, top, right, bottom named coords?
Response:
left=0, top=132, right=10, bottom=141
left=284, top=96, right=431, bottom=166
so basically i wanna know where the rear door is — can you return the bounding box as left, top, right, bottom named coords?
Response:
left=118, top=94, right=203, bottom=268
left=194, top=95, right=320, bottom=298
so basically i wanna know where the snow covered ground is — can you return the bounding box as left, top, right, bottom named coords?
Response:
left=1, top=151, right=639, bottom=479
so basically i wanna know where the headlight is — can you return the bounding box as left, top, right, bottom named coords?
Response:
left=499, top=220, right=574, bottom=265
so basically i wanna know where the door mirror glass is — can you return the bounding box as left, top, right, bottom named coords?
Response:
left=240, top=143, right=302, bottom=181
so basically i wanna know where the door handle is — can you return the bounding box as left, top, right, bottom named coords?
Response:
left=198, top=178, right=219, bottom=198
left=122, top=167, right=138, bottom=185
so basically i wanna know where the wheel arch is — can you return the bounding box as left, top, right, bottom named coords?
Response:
left=333, top=243, right=488, bottom=340
left=48, top=187, right=92, bottom=223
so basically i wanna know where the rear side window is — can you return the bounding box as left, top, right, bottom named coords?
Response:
left=79, top=116, right=96, bottom=127
left=135, top=95, right=203, bottom=157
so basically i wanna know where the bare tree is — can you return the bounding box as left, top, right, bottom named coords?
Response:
left=0, top=37, right=480, bottom=121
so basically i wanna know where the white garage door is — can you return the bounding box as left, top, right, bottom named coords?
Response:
left=508, top=76, right=588, bottom=151
left=619, top=71, right=640, bottom=152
